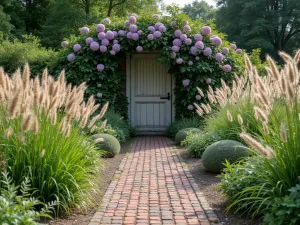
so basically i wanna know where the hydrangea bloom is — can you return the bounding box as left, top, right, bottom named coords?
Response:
left=100, top=45, right=107, bottom=52
left=185, top=38, right=192, bottom=45
left=170, top=21, right=176, bottom=26
left=180, top=34, right=187, bottom=41
left=223, top=64, right=232, bottom=72
left=103, top=18, right=111, bottom=24
left=184, top=21, right=189, bottom=25
left=113, top=40, right=119, bottom=44
left=222, top=47, right=229, bottom=55
left=195, top=56, right=200, bottom=60
left=173, top=39, right=182, bottom=47
left=98, top=32, right=106, bottom=40
left=230, top=44, right=237, bottom=50
left=183, top=25, right=191, bottom=32
left=129, top=24, right=138, bottom=33
left=112, top=44, right=121, bottom=52
left=188, top=61, right=193, bottom=66
left=118, top=30, right=125, bottom=36
left=159, top=25, right=166, bottom=32
left=132, top=33, right=139, bottom=41
left=86, top=37, right=94, bottom=45
left=190, top=46, right=197, bottom=55
left=113, top=31, right=118, bottom=38
left=148, top=26, right=155, bottom=33
left=195, top=41, right=204, bottom=49
left=194, top=34, right=203, bottom=41
left=195, top=95, right=201, bottom=100
left=136, top=46, right=143, bottom=52
left=176, top=58, right=183, bottom=64
left=80, top=26, right=89, bottom=35
left=147, top=34, right=154, bottom=40
left=90, top=41, right=100, bottom=51
left=215, top=53, right=224, bottom=62
left=110, top=50, right=116, bottom=55
left=152, top=14, right=160, bottom=19
left=73, top=44, right=81, bottom=52
left=182, top=79, right=190, bottom=86
left=155, top=22, right=163, bottom=29
left=97, top=64, right=105, bottom=72
left=203, top=47, right=212, bottom=56
left=96, top=24, right=105, bottom=32
left=172, top=46, right=180, bottom=53
left=202, top=26, right=211, bottom=35
left=137, top=30, right=143, bottom=35
left=129, top=16, right=137, bottom=23
left=101, top=39, right=110, bottom=46
left=96, top=93, right=103, bottom=98
left=127, top=32, right=133, bottom=39
left=61, top=41, right=68, bottom=47
left=124, top=21, right=130, bottom=27
left=236, top=48, right=243, bottom=54
left=67, top=53, right=76, bottom=62
left=106, top=31, right=114, bottom=40
left=206, top=78, right=212, bottom=84
left=131, top=13, right=138, bottom=17
left=212, top=37, right=222, bottom=46
left=174, top=29, right=182, bottom=38
left=153, top=31, right=162, bottom=38
left=187, top=105, right=194, bottom=110
left=170, top=52, right=176, bottom=59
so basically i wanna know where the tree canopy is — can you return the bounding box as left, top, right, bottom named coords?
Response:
left=183, top=0, right=216, bottom=22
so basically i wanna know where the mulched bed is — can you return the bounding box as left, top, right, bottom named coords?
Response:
left=48, top=139, right=134, bottom=225
left=179, top=148, right=260, bottom=225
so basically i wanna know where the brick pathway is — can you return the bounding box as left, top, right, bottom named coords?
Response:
left=89, top=136, right=220, bottom=225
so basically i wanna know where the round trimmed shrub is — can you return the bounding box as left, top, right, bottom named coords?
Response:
left=90, top=133, right=121, bottom=157
left=175, top=128, right=201, bottom=145
left=202, top=140, right=248, bottom=172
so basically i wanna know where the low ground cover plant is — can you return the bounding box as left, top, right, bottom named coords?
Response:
left=166, top=117, right=202, bottom=138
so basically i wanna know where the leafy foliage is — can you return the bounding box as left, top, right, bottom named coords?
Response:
left=174, top=128, right=201, bottom=145
left=166, top=117, right=203, bottom=138
left=182, top=0, right=216, bottom=22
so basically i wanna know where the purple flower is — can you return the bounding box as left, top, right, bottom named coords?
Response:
left=195, top=41, right=204, bottom=49
left=97, top=64, right=105, bottom=72
left=127, top=32, right=133, bottom=39
left=188, top=61, right=193, bottom=66
left=136, top=46, right=143, bottom=52
left=100, top=45, right=107, bottom=52
left=172, top=46, right=180, bottom=53
left=124, top=21, right=130, bottom=27
left=206, top=78, right=212, bottom=84
left=110, top=50, right=116, bottom=55
left=184, top=21, right=189, bottom=25
left=148, top=26, right=155, bottom=33
left=101, top=39, right=110, bottom=46
left=137, top=30, right=143, bottom=35
left=190, top=46, right=197, bottom=55
left=195, top=56, right=200, bottom=60
left=152, top=14, right=160, bottom=19
left=153, top=31, right=162, bottom=38
left=112, top=44, right=121, bottom=52
left=103, top=18, right=111, bottom=24
left=106, top=31, right=114, bottom=40
left=98, top=32, right=106, bottom=40
left=96, top=24, right=105, bottom=32
left=187, top=105, right=194, bottom=110
left=67, top=53, right=76, bottom=62
left=215, top=53, right=224, bottom=62
left=173, top=39, right=182, bottom=47
left=147, top=34, right=154, bottom=40
left=129, top=16, right=137, bottom=23
left=159, top=25, right=166, bottom=32
left=183, top=25, right=191, bottom=32
left=170, top=21, right=176, bottom=26
left=155, top=22, right=163, bottom=29
left=90, top=41, right=100, bottom=51
left=73, top=44, right=81, bottom=52
left=176, top=58, right=183, bottom=64
left=174, top=29, right=182, bottom=37
left=131, top=13, right=138, bottom=17
left=195, top=95, right=201, bottom=100
left=185, top=38, right=192, bottom=45
left=236, top=48, right=243, bottom=54
left=223, top=64, right=232, bottom=72
left=222, top=47, right=229, bottom=55
left=202, top=26, right=211, bottom=35
left=132, top=33, right=139, bottom=41
left=212, top=37, right=222, bottom=46
left=113, top=40, right=119, bottom=44
left=86, top=37, right=94, bottom=45
left=118, top=30, right=125, bottom=36
left=203, top=47, right=212, bottom=56
left=80, top=26, right=89, bottom=35
left=129, top=24, right=138, bottom=33
left=61, top=41, right=69, bottom=47
left=194, top=34, right=203, bottom=42
left=97, top=93, right=103, bottom=98
left=230, top=44, right=237, bottom=50
left=170, top=52, right=176, bottom=59
left=113, top=31, right=118, bottom=38
left=182, top=79, right=190, bottom=86
left=180, top=34, right=187, bottom=41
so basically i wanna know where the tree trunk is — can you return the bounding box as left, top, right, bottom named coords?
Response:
left=107, top=0, right=113, bottom=17
left=85, top=0, right=90, bottom=15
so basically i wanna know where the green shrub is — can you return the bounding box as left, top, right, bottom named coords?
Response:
left=175, top=128, right=201, bottom=145
left=181, top=132, right=222, bottom=158
left=0, top=172, right=55, bottom=225
left=92, top=125, right=126, bottom=143
left=166, top=118, right=202, bottom=138
left=202, top=140, right=248, bottom=172
left=91, top=133, right=121, bottom=158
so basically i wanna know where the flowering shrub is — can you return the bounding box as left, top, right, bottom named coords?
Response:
left=56, top=12, right=244, bottom=118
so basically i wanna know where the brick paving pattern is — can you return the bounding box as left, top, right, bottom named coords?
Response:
left=89, top=136, right=220, bottom=225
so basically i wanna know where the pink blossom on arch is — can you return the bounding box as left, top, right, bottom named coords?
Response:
left=67, top=53, right=76, bottom=62
left=223, top=64, right=232, bottom=72
left=96, top=24, right=105, bottom=32
left=185, top=38, right=192, bottom=45
left=103, top=18, right=111, bottom=24
left=173, top=39, right=182, bottom=47
left=180, top=34, right=187, bottom=41
left=127, top=32, right=133, bottom=39
left=172, top=46, right=180, bottom=53
left=215, top=53, right=224, bottom=62
left=80, top=26, right=89, bottom=35
left=203, top=47, right=212, bottom=56
left=129, top=24, right=138, bottom=33
left=129, top=16, right=137, bottom=23
left=202, top=26, right=211, bottom=35
left=86, top=37, right=94, bottom=45
left=136, top=46, right=143, bottom=52
left=100, top=45, right=107, bottom=52
left=147, top=34, right=154, bottom=40
left=97, top=64, right=105, bottom=72
left=230, top=43, right=237, bottom=50
left=222, top=47, right=229, bottom=55
left=153, top=31, right=162, bottom=38
left=195, top=41, right=204, bottom=49
left=112, top=44, right=121, bottom=52
left=159, top=25, right=166, bottom=32
left=182, top=79, right=190, bottom=86
left=174, top=29, right=182, bottom=38
left=101, top=39, right=110, bottom=46
left=187, top=105, right=194, bottom=110
left=73, top=44, right=81, bottom=52
left=183, top=25, right=191, bottom=32
left=90, top=41, right=100, bottom=51
left=61, top=41, right=69, bottom=47
left=176, top=58, right=183, bottom=64
left=132, top=33, right=139, bottom=41
left=236, top=48, right=243, bottom=54
left=110, top=50, right=116, bottom=55
left=148, top=26, right=155, bottom=33
left=194, top=34, right=203, bottom=41
left=98, top=32, right=106, bottom=40
left=106, top=31, right=114, bottom=40
left=195, top=95, right=201, bottom=100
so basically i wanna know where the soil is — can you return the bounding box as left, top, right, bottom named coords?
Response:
left=179, top=148, right=261, bottom=225
left=47, top=139, right=134, bottom=225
